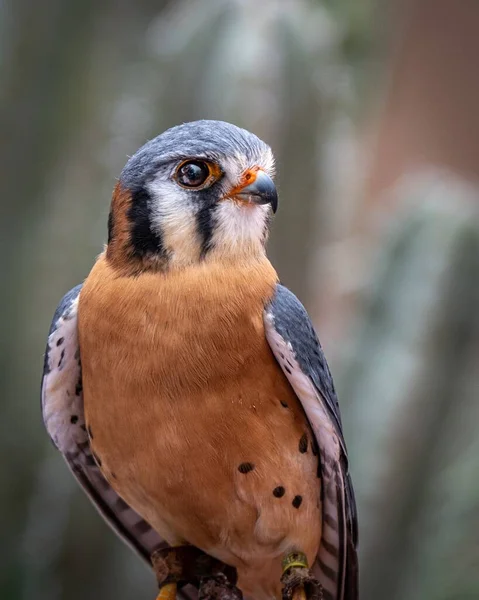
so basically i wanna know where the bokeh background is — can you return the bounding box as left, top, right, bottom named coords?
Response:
left=2, top=0, right=479, bottom=599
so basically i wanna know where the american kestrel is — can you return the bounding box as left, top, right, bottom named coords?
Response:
left=41, top=120, right=358, bottom=600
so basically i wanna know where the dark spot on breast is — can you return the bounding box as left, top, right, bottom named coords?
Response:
left=56, top=337, right=64, bottom=346
left=311, top=439, right=319, bottom=456
left=280, top=400, right=289, bottom=408
left=284, top=365, right=292, bottom=375
left=81, top=424, right=87, bottom=432
left=299, top=434, right=308, bottom=453
left=292, top=495, right=303, bottom=509
left=87, top=425, right=93, bottom=439
left=273, top=486, right=285, bottom=498
left=238, top=462, right=254, bottom=474
left=196, top=202, right=216, bottom=258
left=70, top=415, right=78, bottom=424
left=58, top=349, right=65, bottom=368
left=75, top=381, right=83, bottom=396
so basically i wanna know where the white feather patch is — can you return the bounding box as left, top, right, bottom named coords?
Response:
left=148, top=178, right=202, bottom=267
left=209, top=201, right=270, bottom=259
left=42, top=295, right=87, bottom=453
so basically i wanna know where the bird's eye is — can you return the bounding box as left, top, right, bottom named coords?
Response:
left=175, top=160, right=213, bottom=189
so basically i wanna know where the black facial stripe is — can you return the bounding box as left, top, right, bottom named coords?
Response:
left=195, top=185, right=221, bottom=258
left=127, top=187, right=167, bottom=259
left=196, top=204, right=216, bottom=258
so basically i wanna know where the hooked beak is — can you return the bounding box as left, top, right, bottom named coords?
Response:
left=235, top=170, right=278, bottom=214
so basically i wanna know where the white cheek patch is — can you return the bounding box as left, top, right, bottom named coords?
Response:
left=211, top=148, right=275, bottom=258
left=147, top=178, right=202, bottom=266
left=210, top=201, right=270, bottom=258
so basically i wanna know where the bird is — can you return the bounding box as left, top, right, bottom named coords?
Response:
left=41, top=120, right=358, bottom=600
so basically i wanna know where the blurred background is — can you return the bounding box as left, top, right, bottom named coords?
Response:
left=1, top=0, right=479, bottom=598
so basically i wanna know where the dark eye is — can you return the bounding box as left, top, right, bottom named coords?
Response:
left=176, top=160, right=211, bottom=189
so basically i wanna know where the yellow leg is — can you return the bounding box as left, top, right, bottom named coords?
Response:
left=153, top=544, right=181, bottom=600
left=282, top=552, right=309, bottom=600
left=156, top=582, right=177, bottom=600
left=282, top=551, right=309, bottom=573
left=292, top=587, right=307, bottom=600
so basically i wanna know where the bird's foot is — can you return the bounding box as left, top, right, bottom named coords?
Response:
left=151, top=546, right=241, bottom=600
left=281, top=552, right=322, bottom=600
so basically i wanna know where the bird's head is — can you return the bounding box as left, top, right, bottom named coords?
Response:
left=106, top=120, right=277, bottom=274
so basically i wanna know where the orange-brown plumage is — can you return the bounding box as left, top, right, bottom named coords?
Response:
left=78, top=253, right=321, bottom=599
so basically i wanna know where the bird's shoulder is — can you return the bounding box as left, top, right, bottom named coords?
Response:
left=264, top=284, right=342, bottom=434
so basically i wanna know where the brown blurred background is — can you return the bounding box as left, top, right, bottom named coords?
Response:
left=1, top=1, right=479, bottom=599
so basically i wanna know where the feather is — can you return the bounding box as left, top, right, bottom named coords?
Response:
left=264, top=284, right=359, bottom=600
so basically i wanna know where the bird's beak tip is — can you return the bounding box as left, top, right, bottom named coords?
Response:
left=236, top=170, right=278, bottom=214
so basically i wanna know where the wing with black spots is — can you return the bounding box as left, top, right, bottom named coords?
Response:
left=264, top=284, right=358, bottom=600
left=41, top=285, right=175, bottom=572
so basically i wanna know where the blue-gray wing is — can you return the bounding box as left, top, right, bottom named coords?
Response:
left=264, top=284, right=358, bottom=600
left=41, top=285, right=169, bottom=565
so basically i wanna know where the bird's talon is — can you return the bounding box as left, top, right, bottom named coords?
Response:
left=156, top=582, right=177, bottom=600
left=152, top=546, right=240, bottom=599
